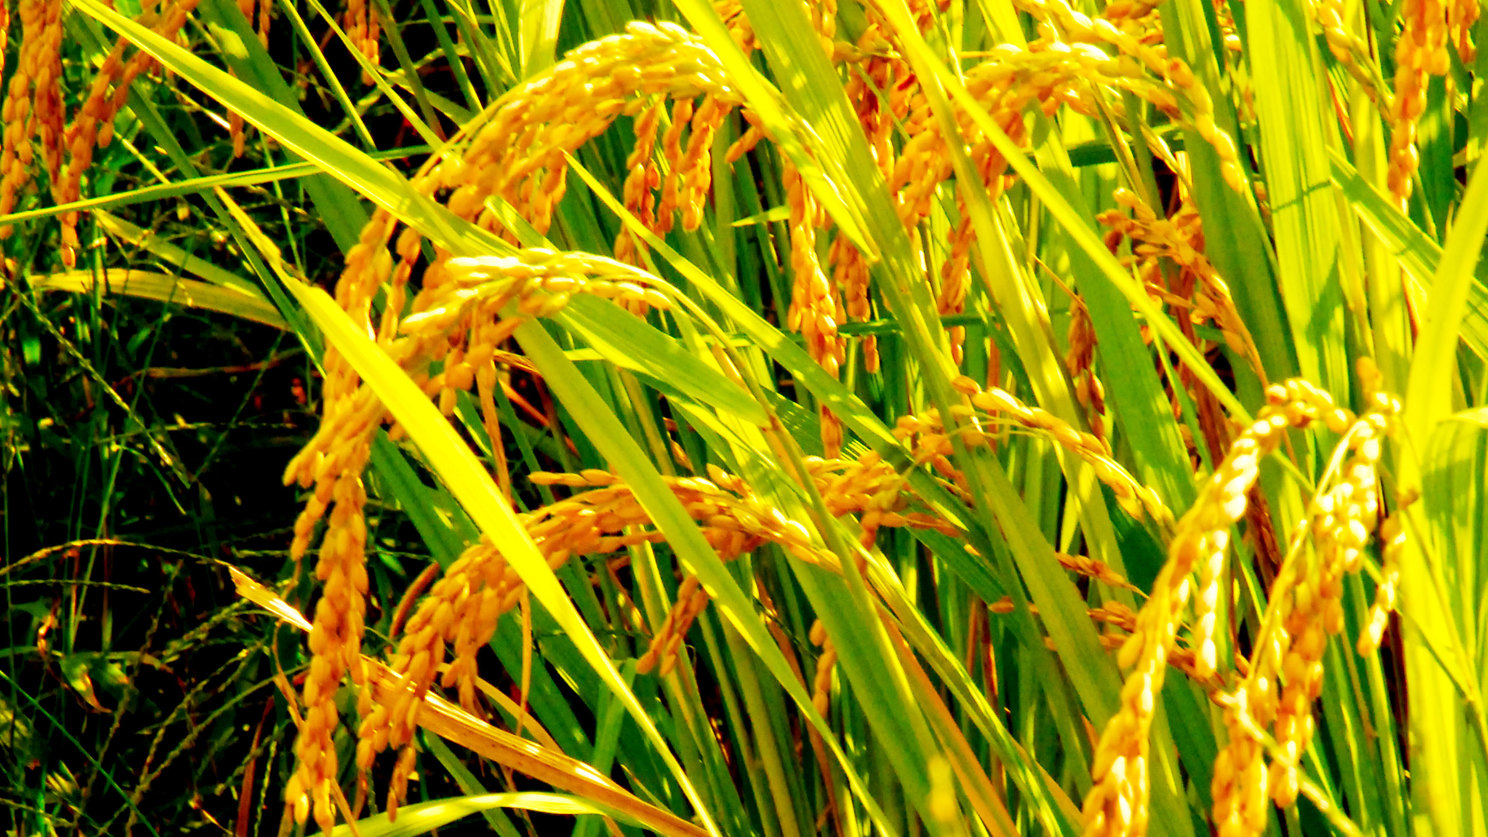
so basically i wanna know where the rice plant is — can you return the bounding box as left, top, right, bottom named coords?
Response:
left=4, top=0, right=1487, bottom=835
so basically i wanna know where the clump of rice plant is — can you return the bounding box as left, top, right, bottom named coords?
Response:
left=9, top=0, right=1486, bottom=835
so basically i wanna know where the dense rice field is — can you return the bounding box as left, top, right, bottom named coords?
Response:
left=2, top=1, right=1486, bottom=836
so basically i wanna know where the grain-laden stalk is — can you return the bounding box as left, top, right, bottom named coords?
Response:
left=805, top=617, right=840, bottom=721
left=1097, top=185, right=1265, bottom=468
left=637, top=574, right=714, bottom=676
left=2, top=0, right=200, bottom=266
left=280, top=20, right=753, bottom=826
left=1099, top=187, right=1263, bottom=387
left=874, top=26, right=1248, bottom=378
left=264, top=1, right=1430, bottom=833
left=355, top=449, right=1154, bottom=802
left=1064, top=292, right=1106, bottom=442
left=348, top=457, right=960, bottom=816
left=1081, top=371, right=1404, bottom=837
left=937, top=374, right=1174, bottom=526
left=279, top=2, right=1253, bottom=826
left=1209, top=377, right=1404, bottom=836
left=1015, top=0, right=1249, bottom=194
left=281, top=244, right=681, bottom=828
left=1383, top=0, right=1477, bottom=209
left=297, top=351, right=1169, bottom=824
left=1, top=0, right=64, bottom=230
left=1308, top=0, right=1391, bottom=106
left=3, top=0, right=365, bottom=265
left=1390, top=0, right=1472, bottom=208
left=342, top=0, right=380, bottom=84
left=721, top=0, right=1258, bottom=450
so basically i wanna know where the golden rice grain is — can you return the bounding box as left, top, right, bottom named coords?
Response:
left=655, top=97, right=693, bottom=235
left=941, top=375, right=1172, bottom=525
left=344, top=0, right=381, bottom=84
left=1447, top=0, right=1479, bottom=63
left=644, top=93, right=731, bottom=237
left=880, top=33, right=1224, bottom=368
left=780, top=159, right=847, bottom=455
left=782, top=162, right=841, bottom=377
left=256, top=0, right=272, bottom=46
left=615, top=98, right=665, bottom=265
left=1097, top=186, right=1263, bottom=469
left=280, top=214, right=402, bottom=831
left=678, top=96, right=727, bottom=232
left=1309, top=0, right=1389, bottom=105
left=1103, top=188, right=1263, bottom=382
left=1211, top=0, right=1244, bottom=53
left=0, top=0, right=64, bottom=238
left=809, top=618, right=837, bottom=717
left=1357, top=509, right=1405, bottom=655
left=1268, top=410, right=1392, bottom=807
left=1096, top=0, right=1162, bottom=34
left=355, top=463, right=911, bottom=789
left=828, top=233, right=877, bottom=372
left=387, top=745, right=417, bottom=820
left=28, top=0, right=63, bottom=186
left=713, top=0, right=758, bottom=53
left=1081, top=377, right=1353, bottom=836
left=0, top=0, right=8, bottom=96
left=356, top=539, right=506, bottom=811
left=812, top=0, right=838, bottom=56
left=1064, top=554, right=1139, bottom=594
left=55, top=4, right=209, bottom=267
left=829, top=45, right=906, bottom=374
left=1202, top=380, right=1399, bottom=837
left=940, top=210, right=974, bottom=366
left=446, top=22, right=740, bottom=232
left=1387, top=0, right=1450, bottom=209
left=57, top=43, right=121, bottom=262
left=637, top=575, right=714, bottom=676
left=1210, top=688, right=1270, bottom=837
left=286, top=467, right=371, bottom=831
left=1021, top=0, right=1249, bottom=193
left=1065, top=295, right=1107, bottom=442
left=724, top=111, right=767, bottom=162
